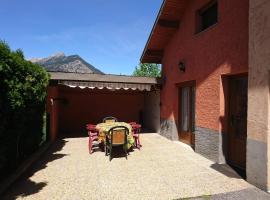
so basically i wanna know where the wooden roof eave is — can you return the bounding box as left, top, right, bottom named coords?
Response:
left=140, top=0, right=187, bottom=64
left=49, top=72, right=158, bottom=84
left=140, top=0, right=166, bottom=64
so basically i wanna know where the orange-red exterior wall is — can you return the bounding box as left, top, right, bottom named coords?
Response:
left=57, top=86, right=144, bottom=134
left=161, top=0, right=249, bottom=132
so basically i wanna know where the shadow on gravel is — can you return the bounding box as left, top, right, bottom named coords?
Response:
left=104, top=146, right=137, bottom=161
left=175, top=188, right=270, bottom=200
left=210, top=163, right=242, bottom=179
left=3, top=139, right=69, bottom=200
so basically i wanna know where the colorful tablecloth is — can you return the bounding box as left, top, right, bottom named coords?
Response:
left=96, top=122, right=134, bottom=149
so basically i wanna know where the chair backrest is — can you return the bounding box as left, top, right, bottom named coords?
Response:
left=86, top=124, right=96, bottom=130
left=129, top=123, right=141, bottom=133
left=103, top=116, right=118, bottom=123
left=108, top=126, right=129, bottom=145
left=129, top=122, right=137, bottom=126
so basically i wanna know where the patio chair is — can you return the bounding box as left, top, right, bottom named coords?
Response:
left=105, top=126, right=129, bottom=161
left=86, top=124, right=99, bottom=154
left=103, top=116, right=118, bottom=123
left=130, top=123, right=142, bottom=150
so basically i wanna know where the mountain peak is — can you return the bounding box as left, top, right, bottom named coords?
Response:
left=30, top=53, right=104, bottom=74
left=49, top=52, right=65, bottom=59
left=30, top=52, right=65, bottom=63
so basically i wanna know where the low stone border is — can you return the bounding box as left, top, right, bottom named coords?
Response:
left=0, top=142, right=51, bottom=195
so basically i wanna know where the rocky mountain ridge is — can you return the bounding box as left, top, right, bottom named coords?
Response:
left=30, top=53, right=103, bottom=74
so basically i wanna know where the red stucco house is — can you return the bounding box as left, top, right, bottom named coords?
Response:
left=142, top=0, right=248, bottom=169
left=45, top=0, right=270, bottom=191
left=141, top=0, right=270, bottom=191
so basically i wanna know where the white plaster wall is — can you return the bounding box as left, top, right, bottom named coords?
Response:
left=143, top=91, right=160, bottom=132
left=248, top=0, right=270, bottom=191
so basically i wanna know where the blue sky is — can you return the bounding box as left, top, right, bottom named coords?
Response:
left=0, top=0, right=162, bottom=75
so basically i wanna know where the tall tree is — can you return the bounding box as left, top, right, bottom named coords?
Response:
left=132, top=63, right=161, bottom=77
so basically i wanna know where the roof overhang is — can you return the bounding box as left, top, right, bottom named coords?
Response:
left=140, top=0, right=188, bottom=63
left=49, top=72, right=160, bottom=91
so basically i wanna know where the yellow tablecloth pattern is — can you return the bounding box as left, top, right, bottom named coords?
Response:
left=96, top=122, right=134, bottom=149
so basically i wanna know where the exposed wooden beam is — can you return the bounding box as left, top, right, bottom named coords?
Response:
left=158, top=19, right=180, bottom=28
left=143, top=49, right=163, bottom=63
left=146, top=49, right=164, bottom=57
left=142, top=58, right=162, bottom=64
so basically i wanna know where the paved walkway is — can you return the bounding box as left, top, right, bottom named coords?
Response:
left=3, top=133, right=270, bottom=200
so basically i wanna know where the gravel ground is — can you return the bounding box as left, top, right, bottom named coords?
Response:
left=3, top=133, right=270, bottom=200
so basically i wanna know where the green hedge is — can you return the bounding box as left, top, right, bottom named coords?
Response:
left=0, top=41, right=49, bottom=178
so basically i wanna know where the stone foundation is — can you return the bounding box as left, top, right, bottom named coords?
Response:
left=160, top=118, right=178, bottom=141
left=247, top=138, right=268, bottom=191
left=159, top=120, right=227, bottom=163
left=195, top=127, right=226, bottom=163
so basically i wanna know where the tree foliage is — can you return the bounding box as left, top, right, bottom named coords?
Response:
left=132, top=63, right=161, bottom=77
left=0, top=41, right=49, bottom=178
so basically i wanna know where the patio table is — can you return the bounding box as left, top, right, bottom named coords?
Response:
left=96, top=122, right=134, bottom=149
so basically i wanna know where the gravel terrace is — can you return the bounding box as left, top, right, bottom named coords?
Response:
left=3, top=133, right=270, bottom=200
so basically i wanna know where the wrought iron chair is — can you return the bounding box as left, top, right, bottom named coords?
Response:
left=86, top=124, right=99, bottom=154
left=103, top=116, right=118, bottom=123
left=105, top=126, right=129, bottom=161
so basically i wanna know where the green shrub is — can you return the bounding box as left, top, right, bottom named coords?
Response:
left=0, top=41, right=49, bottom=177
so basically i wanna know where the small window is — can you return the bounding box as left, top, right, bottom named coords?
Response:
left=196, top=1, right=218, bottom=33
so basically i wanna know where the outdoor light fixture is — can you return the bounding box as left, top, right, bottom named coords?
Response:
left=178, top=61, right=186, bottom=72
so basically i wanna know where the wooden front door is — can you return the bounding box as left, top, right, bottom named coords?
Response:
left=178, top=81, right=195, bottom=147
left=228, top=75, right=248, bottom=170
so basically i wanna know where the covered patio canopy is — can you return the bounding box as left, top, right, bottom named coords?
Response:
left=47, top=72, right=161, bottom=140
left=50, top=72, right=160, bottom=91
